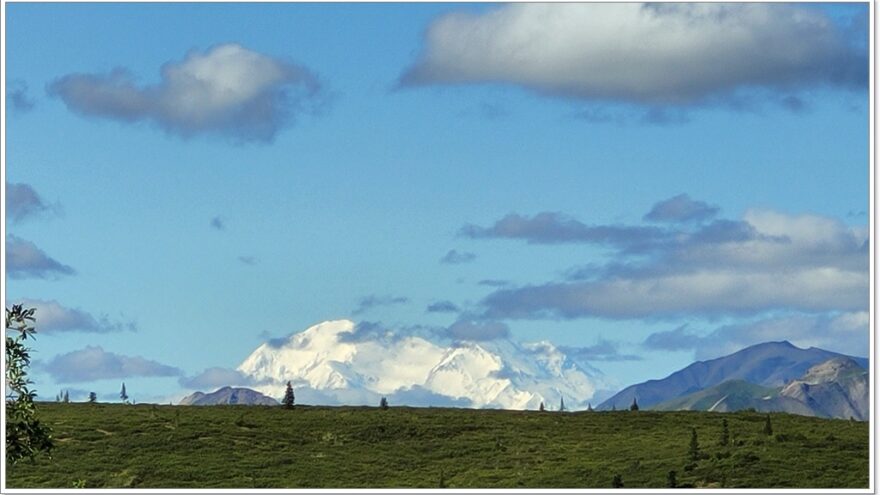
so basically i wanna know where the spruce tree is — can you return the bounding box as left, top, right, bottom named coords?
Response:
left=62, top=390, right=69, bottom=403
left=559, top=397, right=565, bottom=412
left=283, top=381, right=295, bottom=409
left=380, top=397, right=389, bottom=410
left=120, top=383, right=128, bottom=403
left=763, top=415, right=773, bottom=436
left=587, top=403, right=593, bottom=412
left=630, top=397, right=639, bottom=411
left=688, top=427, right=700, bottom=461
left=539, top=401, right=545, bottom=412
left=720, top=418, right=730, bottom=446
left=88, top=392, right=97, bottom=404
left=666, top=470, right=677, bottom=488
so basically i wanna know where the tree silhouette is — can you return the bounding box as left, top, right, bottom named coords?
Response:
left=630, top=397, right=639, bottom=411
left=587, top=403, right=594, bottom=412
left=666, top=470, right=677, bottom=488
left=380, top=397, right=389, bottom=410
left=88, top=392, right=97, bottom=404
left=559, top=397, right=565, bottom=412
left=688, top=427, right=700, bottom=461
left=539, top=401, right=545, bottom=412
left=62, top=390, right=69, bottom=403
left=283, top=381, right=295, bottom=409
left=763, top=415, right=773, bottom=436
left=120, top=383, right=128, bottom=403
left=720, top=418, right=730, bottom=446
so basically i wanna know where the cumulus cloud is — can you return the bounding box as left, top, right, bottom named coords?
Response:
left=6, top=235, right=75, bottom=279
left=178, top=367, right=255, bottom=389
left=43, top=346, right=182, bottom=383
left=426, top=300, right=460, bottom=313
left=643, top=311, right=869, bottom=360
left=7, top=81, right=35, bottom=112
left=476, top=206, right=867, bottom=320
left=643, top=194, right=719, bottom=223
left=14, top=298, right=136, bottom=334
left=444, top=319, right=510, bottom=341
left=401, top=3, right=866, bottom=106
left=48, top=44, right=324, bottom=142
left=440, top=249, right=477, bottom=264
left=351, top=295, right=409, bottom=315
left=6, top=183, right=56, bottom=223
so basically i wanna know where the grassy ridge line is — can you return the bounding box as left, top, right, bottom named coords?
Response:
left=6, top=403, right=869, bottom=489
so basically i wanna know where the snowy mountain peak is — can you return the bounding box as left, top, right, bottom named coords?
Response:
left=235, top=320, right=607, bottom=410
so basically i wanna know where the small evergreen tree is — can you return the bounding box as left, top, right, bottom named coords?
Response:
left=62, top=390, right=69, bottom=403
left=120, top=383, right=128, bottom=403
left=720, top=418, right=730, bottom=446
left=666, top=470, right=677, bottom=488
left=630, top=397, right=639, bottom=411
left=283, top=381, right=295, bottom=409
left=559, top=397, right=565, bottom=412
left=611, top=474, right=623, bottom=488
left=763, top=415, right=773, bottom=436
left=539, top=401, right=545, bottom=412
left=611, top=404, right=616, bottom=411
left=380, top=397, right=389, bottom=410
left=688, top=427, right=700, bottom=461
left=88, top=392, right=97, bottom=404
left=587, top=403, right=593, bottom=412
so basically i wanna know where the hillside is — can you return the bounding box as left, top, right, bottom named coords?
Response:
left=6, top=403, right=868, bottom=489
left=600, top=341, right=867, bottom=410
left=179, top=386, right=279, bottom=406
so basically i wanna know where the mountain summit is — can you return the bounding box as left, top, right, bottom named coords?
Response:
left=235, top=320, right=608, bottom=410
left=599, top=341, right=867, bottom=412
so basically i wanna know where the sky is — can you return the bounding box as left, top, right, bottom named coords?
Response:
left=3, top=2, right=871, bottom=404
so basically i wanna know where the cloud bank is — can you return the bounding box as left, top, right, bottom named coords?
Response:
left=643, top=311, right=869, bottom=360
left=49, top=44, right=324, bottom=142
left=6, top=183, right=56, bottom=223
left=43, top=346, right=182, bottom=383
left=472, top=199, right=867, bottom=320
left=15, top=298, right=136, bottom=334
left=6, top=236, right=75, bottom=279
left=401, top=3, right=866, bottom=105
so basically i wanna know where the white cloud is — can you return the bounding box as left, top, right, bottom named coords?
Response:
left=49, top=44, right=323, bottom=142
left=402, top=3, right=865, bottom=105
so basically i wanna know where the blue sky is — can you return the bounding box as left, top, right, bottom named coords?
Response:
left=4, top=2, right=870, bottom=403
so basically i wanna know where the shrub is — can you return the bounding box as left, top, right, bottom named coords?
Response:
left=5, top=305, right=53, bottom=465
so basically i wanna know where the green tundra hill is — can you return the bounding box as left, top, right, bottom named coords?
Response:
left=6, top=402, right=868, bottom=489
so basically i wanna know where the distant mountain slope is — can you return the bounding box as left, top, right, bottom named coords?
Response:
left=650, top=357, right=867, bottom=420
left=600, top=341, right=867, bottom=410
left=179, top=386, right=279, bottom=406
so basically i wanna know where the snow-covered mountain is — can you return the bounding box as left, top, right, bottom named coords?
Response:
left=236, top=320, right=609, bottom=410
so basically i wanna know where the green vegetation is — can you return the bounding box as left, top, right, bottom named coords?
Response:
left=6, top=404, right=868, bottom=488
left=5, top=305, right=53, bottom=466
left=283, top=381, right=295, bottom=409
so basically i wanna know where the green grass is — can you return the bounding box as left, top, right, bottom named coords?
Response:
left=6, top=403, right=868, bottom=489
